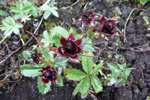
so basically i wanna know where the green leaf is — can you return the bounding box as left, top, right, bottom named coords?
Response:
left=10, top=7, right=20, bottom=13
left=107, top=69, right=121, bottom=86
left=9, top=17, right=15, bottom=25
left=54, top=57, right=68, bottom=75
left=64, top=69, right=87, bottom=81
left=4, top=28, right=13, bottom=36
left=20, top=64, right=42, bottom=77
left=13, top=28, right=19, bottom=34
left=54, top=57, right=68, bottom=68
left=91, top=76, right=103, bottom=93
left=122, top=72, right=127, bottom=86
left=73, top=77, right=90, bottom=95
left=118, top=64, right=124, bottom=70
left=48, top=51, right=55, bottom=60
left=23, top=50, right=31, bottom=61
left=69, top=28, right=82, bottom=38
left=140, top=0, right=149, bottom=4
left=0, top=10, right=8, bottom=16
left=37, top=46, right=50, bottom=61
left=22, top=0, right=38, bottom=17
left=83, top=45, right=95, bottom=52
left=16, top=1, right=23, bottom=10
left=56, top=74, right=63, bottom=86
left=92, top=60, right=103, bottom=75
left=22, top=5, right=32, bottom=13
left=41, top=30, right=54, bottom=47
left=39, top=5, right=50, bottom=11
left=82, top=37, right=93, bottom=46
left=2, top=17, right=23, bottom=36
left=107, top=63, right=120, bottom=71
left=44, top=10, right=51, bottom=19
left=51, top=8, right=59, bottom=17
left=122, top=63, right=126, bottom=69
left=32, top=6, right=38, bottom=17
left=115, top=54, right=122, bottom=59
left=51, top=26, right=68, bottom=47
left=125, top=68, right=134, bottom=76
left=38, top=77, right=51, bottom=95
left=82, top=54, right=94, bottom=74
left=51, top=26, right=68, bottom=37
left=81, top=93, right=88, bottom=99
left=39, top=4, right=59, bottom=19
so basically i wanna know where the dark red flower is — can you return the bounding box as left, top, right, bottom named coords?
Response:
left=99, top=14, right=118, bottom=36
left=57, top=33, right=83, bottom=62
left=30, top=50, right=42, bottom=65
left=39, top=65, right=57, bottom=84
left=79, top=10, right=97, bottom=27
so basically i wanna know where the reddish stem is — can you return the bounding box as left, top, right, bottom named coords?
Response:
left=26, top=30, right=44, bottom=48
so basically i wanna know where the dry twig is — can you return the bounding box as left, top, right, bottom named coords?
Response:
left=0, top=37, right=33, bottom=65
left=123, top=8, right=138, bottom=42
left=60, top=0, right=80, bottom=10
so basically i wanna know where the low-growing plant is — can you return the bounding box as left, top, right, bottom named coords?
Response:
left=0, top=0, right=134, bottom=99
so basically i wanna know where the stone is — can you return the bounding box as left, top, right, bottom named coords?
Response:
left=113, top=7, right=122, bottom=15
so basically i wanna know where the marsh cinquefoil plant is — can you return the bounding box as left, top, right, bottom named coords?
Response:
left=57, top=33, right=83, bottom=62
left=0, top=0, right=134, bottom=98
left=99, top=14, right=118, bottom=36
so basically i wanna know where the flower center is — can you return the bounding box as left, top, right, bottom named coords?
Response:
left=63, top=40, right=77, bottom=54
left=43, top=69, right=55, bottom=79
left=103, top=21, right=113, bottom=32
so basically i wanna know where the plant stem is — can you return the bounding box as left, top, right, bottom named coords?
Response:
left=124, top=8, right=138, bottom=42
left=40, top=0, right=51, bottom=8
left=34, top=15, right=44, bottom=34
left=99, top=70, right=106, bottom=77
left=120, top=76, right=135, bottom=89
left=26, top=30, right=44, bottom=48
left=19, top=34, right=24, bottom=45
left=60, top=0, right=80, bottom=10
left=102, top=66, right=111, bottom=70
left=88, top=92, right=99, bottom=100
left=0, top=35, right=7, bottom=44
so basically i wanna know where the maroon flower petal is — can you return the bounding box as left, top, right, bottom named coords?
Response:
left=67, top=33, right=75, bottom=40
left=69, top=54, right=79, bottom=62
left=57, top=46, right=66, bottom=57
left=102, top=32, right=116, bottom=37
left=108, top=19, right=118, bottom=24
left=60, top=36, right=66, bottom=45
left=46, top=65, right=51, bottom=69
left=77, top=46, right=83, bottom=53
left=39, top=75, right=43, bottom=77
left=107, top=19, right=118, bottom=30
left=39, top=70, right=43, bottom=73
left=75, top=38, right=82, bottom=45
left=50, top=76, right=57, bottom=82
left=99, top=15, right=105, bottom=30
left=100, top=21, right=104, bottom=30
left=41, top=77, right=49, bottom=84
left=51, top=67, right=56, bottom=72
left=87, top=19, right=92, bottom=24
left=42, top=67, right=46, bottom=70
left=110, top=32, right=117, bottom=36
left=38, top=52, right=43, bottom=56
left=92, top=15, right=98, bottom=19
left=99, top=14, right=105, bottom=23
